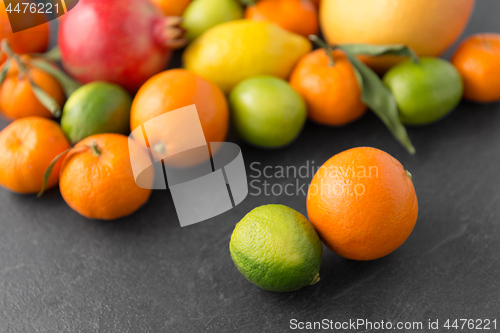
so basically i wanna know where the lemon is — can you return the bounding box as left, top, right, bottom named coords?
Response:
left=183, top=20, right=311, bottom=93
left=230, top=204, right=322, bottom=292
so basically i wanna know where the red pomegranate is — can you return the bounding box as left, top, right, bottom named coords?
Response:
left=58, top=0, right=185, bottom=93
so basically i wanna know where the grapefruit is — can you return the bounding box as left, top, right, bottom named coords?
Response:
left=320, top=0, right=475, bottom=73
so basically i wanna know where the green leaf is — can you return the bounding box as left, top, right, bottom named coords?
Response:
left=1, top=39, right=15, bottom=58
left=37, top=46, right=62, bottom=62
left=37, top=148, right=71, bottom=198
left=339, top=44, right=420, bottom=64
left=338, top=46, right=416, bottom=154
left=0, top=60, right=10, bottom=86
left=30, top=59, right=81, bottom=97
left=28, top=78, right=62, bottom=118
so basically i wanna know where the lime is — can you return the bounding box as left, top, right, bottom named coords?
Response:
left=230, top=204, right=322, bottom=292
left=61, top=82, right=132, bottom=144
left=182, top=0, right=243, bottom=43
left=229, top=76, right=307, bottom=148
left=383, top=57, right=463, bottom=125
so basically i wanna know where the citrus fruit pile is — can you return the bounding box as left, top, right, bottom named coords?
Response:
left=0, top=0, right=498, bottom=291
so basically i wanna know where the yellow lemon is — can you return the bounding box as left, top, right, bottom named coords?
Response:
left=183, top=20, right=311, bottom=93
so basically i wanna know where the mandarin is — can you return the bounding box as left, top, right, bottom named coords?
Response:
left=307, top=147, right=418, bottom=261
left=245, top=0, right=318, bottom=37
left=0, top=1, right=49, bottom=64
left=59, top=134, right=153, bottom=220
left=290, top=48, right=366, bottom=126
left=130, top=69, right=229, bottom=151
left=452, top=33, right=500, bottom=102
left=0, top=56, right=65, bottom=120
left=151, top=0, right=191, bottom=16
left=0, top=117, right=70, bottom=194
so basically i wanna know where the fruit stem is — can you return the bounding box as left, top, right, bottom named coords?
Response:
left=309, top=35, right=335, bottom=67
left=1, top=39, right=28, bottom=75
left=406, top=170, right=413, bottom=180
left=310, top=272, right=320, bottom=285
left=482, top=40, right=493, bottom=51
left=239, top=0, right=256, bottom=5
left=153, top=17, right=187, bottom=50
left=91, top=142, right=102, bottom=156
left=153, top=141, right=167, bottom=155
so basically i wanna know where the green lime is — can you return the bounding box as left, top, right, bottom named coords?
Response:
left=61, top=82, right=132, bottom=144
left=182, top=0, right=243, bottom=43
left=230, top=204, right=322, bottom=292
left=229, top=76, right=307, bottom=148
left=383, top=57, right=463, bottom=125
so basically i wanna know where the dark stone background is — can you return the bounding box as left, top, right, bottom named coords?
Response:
left=1, top=1, right=500, bottom=332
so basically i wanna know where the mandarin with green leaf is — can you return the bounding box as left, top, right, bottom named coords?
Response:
left=0, top=117, right=70, bottom=194
left=290, top=48, right=366, bottom=126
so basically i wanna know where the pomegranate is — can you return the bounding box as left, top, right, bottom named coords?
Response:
left=58, top=0, right=185, bottom=93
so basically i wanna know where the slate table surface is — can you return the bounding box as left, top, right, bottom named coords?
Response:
left=1, top=2, right=500, bottom=332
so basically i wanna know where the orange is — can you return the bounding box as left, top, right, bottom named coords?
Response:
left=0, top=117, right=70, bottom=194
left=0, top=1, right=49, bottom=63
left=307, top=147, right=418, bottom=261
left=451, top=33, right=500, bottom=103
left=59, top=134, right=153, bottom=220
left=320, top=0, right=475, bottom=73
left=310, top=0, right=320, bottom=8
left=151, top=0, right=191, bottom=16
left=245, top=0, right=318, bottom=37
left=130, top=68, right=229, bottom=145
left=290, top=48, right=366, bottom=126
left=0, top=56, right=65, bottom=119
